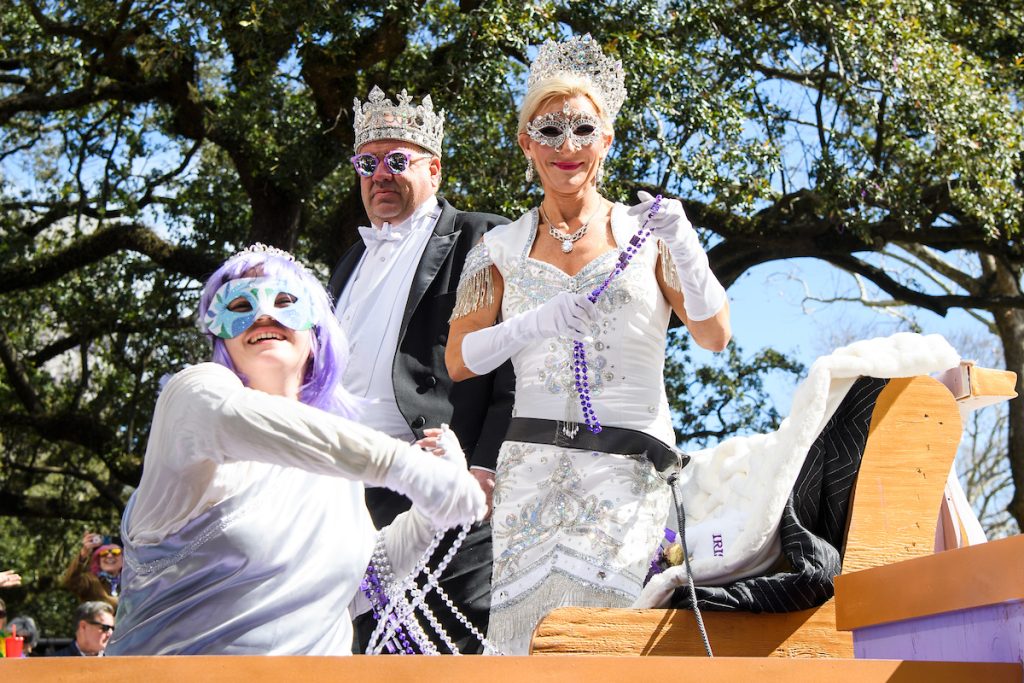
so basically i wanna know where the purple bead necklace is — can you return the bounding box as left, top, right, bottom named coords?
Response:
left=360, top=563, right=417, bottom=654
left=573, top=195, right=663, bottom=434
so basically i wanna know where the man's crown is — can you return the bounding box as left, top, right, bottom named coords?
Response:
left=527, top=34, right=627, bottom=121
left=353, top=86, right=446, bottom=157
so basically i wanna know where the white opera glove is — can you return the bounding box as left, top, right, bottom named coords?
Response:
left=628, top=190, right=727, bottom=321
left=461, top=291, right=599, bottom=375
left=383, top=443, right=486, bottom=530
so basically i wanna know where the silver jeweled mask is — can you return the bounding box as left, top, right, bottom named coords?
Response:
left=527, top=103, right=602, bottom=151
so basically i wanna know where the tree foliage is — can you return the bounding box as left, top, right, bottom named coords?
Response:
left=1, top=0, right=1022, bottom=617
left=668, top=331, right=804, bottom=447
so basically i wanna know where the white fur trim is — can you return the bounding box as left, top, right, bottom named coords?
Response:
left=633, top=333, right=960, bottom=606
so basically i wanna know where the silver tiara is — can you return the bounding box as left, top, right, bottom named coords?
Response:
left=353, top=85, right=446, bottom=157
left=526, top=34, right=627, bottom=121
left=231, top=242, right=308, bottom=271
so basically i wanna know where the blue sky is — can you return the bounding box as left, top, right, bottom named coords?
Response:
left=691, top=255, right=994, bottom=414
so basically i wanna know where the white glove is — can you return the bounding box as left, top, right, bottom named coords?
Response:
left=461, top=291, right=599, bottom=375
left=628, top=190, right=726, bottom=321
left=383, top=443, right=486, bottom=530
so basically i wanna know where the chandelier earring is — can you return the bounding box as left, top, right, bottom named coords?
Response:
left=595, top=156, right=606, bottom=189
left=525, top=156, right=535, bottom=183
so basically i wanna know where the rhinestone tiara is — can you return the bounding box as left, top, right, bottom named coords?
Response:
left=230, top=242, right=308, bottom=271
left=353, top=85, right=446, bottom=157
left=526, top=34, right=627, bottom=121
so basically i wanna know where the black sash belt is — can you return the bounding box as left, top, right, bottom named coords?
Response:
left=504, top=417, right=689, bottom=473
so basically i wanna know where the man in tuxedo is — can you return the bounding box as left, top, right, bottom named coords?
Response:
left=330, top=85, right=512, bottom=654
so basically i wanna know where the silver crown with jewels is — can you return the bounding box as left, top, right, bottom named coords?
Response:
left=353, top=85, right=446, bottom=157
left=526, top=34, right=627, bottom=120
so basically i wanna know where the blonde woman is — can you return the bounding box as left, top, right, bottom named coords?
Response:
left=446, top=35, right=730, bottom=654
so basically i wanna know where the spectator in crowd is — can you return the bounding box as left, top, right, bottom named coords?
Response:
left=7, top=616, right=39, bottom=656
left=50, top=602, right=114, bottom=657
left=0, top=596, right=6, bottom=632
left=62, top=532, right=121, bottom=608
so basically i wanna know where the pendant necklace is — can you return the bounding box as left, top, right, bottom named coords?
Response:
left=541, top=202, right=604, bottom=254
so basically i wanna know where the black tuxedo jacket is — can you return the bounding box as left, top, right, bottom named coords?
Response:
left=329, top=197, right=515, bottom=523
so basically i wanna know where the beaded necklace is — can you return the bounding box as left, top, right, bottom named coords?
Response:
left=573, top=195, right=663, bottom=434
left=362, top=524, right=500, bottom=655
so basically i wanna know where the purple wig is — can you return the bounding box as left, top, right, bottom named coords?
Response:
left=197, top=247, right=360, bottom=419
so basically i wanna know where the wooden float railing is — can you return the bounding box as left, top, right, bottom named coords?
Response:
left=6, top=652, right=1022, bottom=683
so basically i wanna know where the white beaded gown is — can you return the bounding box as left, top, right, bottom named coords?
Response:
left=454, top=205, right=678, bottom=655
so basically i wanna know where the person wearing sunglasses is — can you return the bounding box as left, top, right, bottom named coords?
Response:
left=60, top=532, right=123, bottom=609
left=329, top=86, right=514, bottom=654
left=50, top=601, right=115, bottom=657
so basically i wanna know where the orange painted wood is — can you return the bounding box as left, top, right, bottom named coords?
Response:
left=962, top=365, right=1018, bottom=411
left=3, top=655, right=1020, bottom=683
left=835, top=533, right=1024, bottom=630
left=532, top=375, right=963, bottom=657
left=840, top=376, right=961, bottom=574
left=937, top=362, right=1017, bottom=406
left=531, top=604, right=852, bottom=657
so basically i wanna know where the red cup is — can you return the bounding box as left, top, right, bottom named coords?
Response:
left=4, top=635, right=23, bottom=658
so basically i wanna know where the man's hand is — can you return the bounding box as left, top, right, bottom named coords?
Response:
left=470, top=467, right=495, bottom=520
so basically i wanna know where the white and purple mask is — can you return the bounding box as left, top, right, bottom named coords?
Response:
left=203, top=276, right=318, bottom=339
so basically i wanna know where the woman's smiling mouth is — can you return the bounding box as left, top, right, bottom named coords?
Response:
left=248, top=331, right=286, bottom=344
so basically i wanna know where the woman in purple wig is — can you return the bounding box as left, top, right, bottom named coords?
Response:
left=107, top=244, right=485, bottom=655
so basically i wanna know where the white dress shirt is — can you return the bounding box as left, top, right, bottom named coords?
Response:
left=336, top=196, right=441, bottom=442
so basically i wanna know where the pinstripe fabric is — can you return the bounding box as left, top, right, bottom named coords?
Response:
left=669, top=377, right=888, bottom=612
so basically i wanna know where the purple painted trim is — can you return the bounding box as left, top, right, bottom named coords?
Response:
left=853, top=599, right=1024, bottom=664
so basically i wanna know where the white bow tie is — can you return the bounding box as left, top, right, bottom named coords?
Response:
left=358, top=222, right=408, bottom=245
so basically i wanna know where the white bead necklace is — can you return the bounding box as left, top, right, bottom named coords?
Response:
left=364, top=524, right=503, bottom=655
